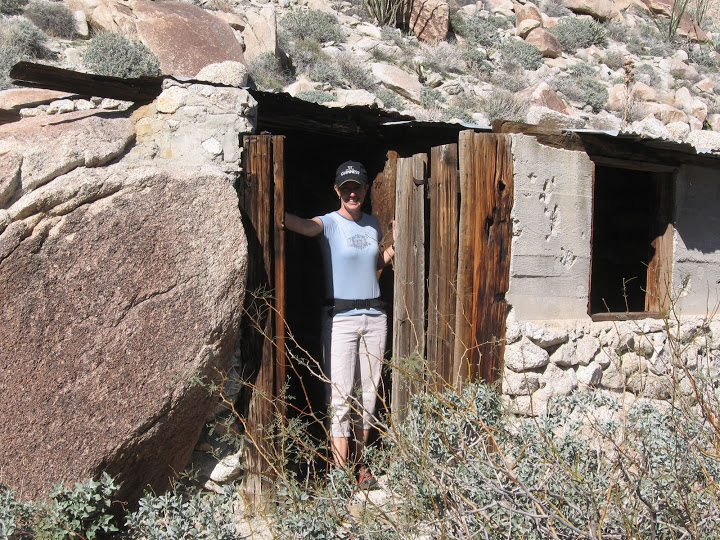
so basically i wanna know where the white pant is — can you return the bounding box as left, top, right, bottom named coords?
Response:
left=322, top=312, right=387, bottom=438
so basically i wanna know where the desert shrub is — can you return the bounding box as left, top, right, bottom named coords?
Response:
left=578, top=77, right=608, bottom=111
left=248, top=52, right=290, bottom=90
left=689, top=44, right=719, bottom=70
left=33, top=473, right=119, bottom=540
left=462, top=47, right=493, bottom=75
left=539, top=0, right=570, bottom=17
left=600, top=49, right=625, bottom=70
left=635, top=62, right=663, bottom=88
left=491, top=69, right=530, bottom=92
left=295, top=89, right=336, bottom=104
left=126, top=488, right=240, bottom=540
left=380, top=24, right=403, bottom=44
left=604, top=20, right=630, bottom=42
left=481, top=89, right=527, bottom=122
left=627, top=20, right=675, bottom=57
left=24, top=0, right=75, bottom=39
left=452, top=13, right=500, bottom=47
left=551, top=17, right=608, bottom=52
left=336, top=52, right=375, bottom=89
left=419, top=41, right=464, bottom=74
left=0, top=0, right=26, bottom=14
left=0, top=17, right=51, bottom=59
left=442, top=105, right=473, bottom=122
left=83, top=32, right=160, bottom=77
left=419, top=87, right=445, bottom=110
left=309, top=58, right=343, bottom=85
left=375, top=87, right=405, bottom=110
left=280, top=9, right=344, bottom=43
left=0, top=17, right=52, bottom=89
left=286, top=38, right=323, bottom=73
left=500, top=38, right=542, bottom=70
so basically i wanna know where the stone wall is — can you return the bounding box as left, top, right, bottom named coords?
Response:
left=503, top=135, right=720, bottom=415
left=130, top=79, right=257, bottom=173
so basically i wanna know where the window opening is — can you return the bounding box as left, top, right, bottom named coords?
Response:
left=590, top=166, right=674, bottom=318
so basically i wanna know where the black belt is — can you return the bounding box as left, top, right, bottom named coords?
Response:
left=324, top=297, right=386, bottom=315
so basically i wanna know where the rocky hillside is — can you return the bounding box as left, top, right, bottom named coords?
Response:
left=1, top=0, right=720, bottom=143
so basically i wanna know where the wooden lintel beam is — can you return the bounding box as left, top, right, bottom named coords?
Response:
left=10, top=61, right=163, bottom=103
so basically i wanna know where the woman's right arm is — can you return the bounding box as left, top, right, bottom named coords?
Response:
left=284, top=212, right=323, bottom=237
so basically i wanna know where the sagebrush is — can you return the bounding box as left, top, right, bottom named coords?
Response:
left=83, top=32, right=161, bottom=78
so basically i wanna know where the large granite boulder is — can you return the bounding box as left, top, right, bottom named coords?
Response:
left=403, top=0, right=449, bottom=43
left=0, top=111, right=247, bottom=504
left=0, top=110, right=134, bottom=202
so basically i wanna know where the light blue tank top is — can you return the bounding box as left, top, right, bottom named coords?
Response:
left=318, top=211, right=383, bottom=316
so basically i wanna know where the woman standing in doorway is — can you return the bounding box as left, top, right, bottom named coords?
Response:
left=284, top=161, right=395, bottom=488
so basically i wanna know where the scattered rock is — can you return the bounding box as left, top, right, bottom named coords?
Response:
left=524, top=27, right=562, bottom=58
left=195, top=61, right=250, bottom=87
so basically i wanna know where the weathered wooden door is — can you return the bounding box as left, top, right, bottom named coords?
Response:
left=391, top=131, right=513, bottom=419
left=237, top=135, right=286, bottom=496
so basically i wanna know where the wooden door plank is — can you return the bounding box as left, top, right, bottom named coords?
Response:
left=391, top=154, right=426, bottom=421
left=239, top=135, right=276, bottom=497
left=272, top=136, right=287, bottom=408
left=472, top=134, right=513, bottom=387
left=453, top=130, right=477, bottom=386
left=427, top=144, right=459, bottom=390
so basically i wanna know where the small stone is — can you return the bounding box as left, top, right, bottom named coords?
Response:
left=577, top=362, right=603, bottom=386
left=505, top=336, right=550, bottom=372
left=202, top=138, right=223, bottom=155
left=503, top=368, right=540, bottom=395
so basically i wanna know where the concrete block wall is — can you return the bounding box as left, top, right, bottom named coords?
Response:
left=506, top=134, right=594, bottom=321
left=673, top=164, right=720, bottom=316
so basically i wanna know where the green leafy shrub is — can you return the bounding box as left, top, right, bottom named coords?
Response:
left=34, top=473, right=119, bottom=540
left=375, top=87, right=405, bottom=110
left=0, top=0, right=27, bottom=14
left=83, top=32, right=161, bottom=77
left=551, top=17, right=608, bottom=52
left=0, top=484, right=31, bottom=539
left=481, top=89, right=527, bottom=122
left=24, top=0, right=76, bottom=39
left=295, top=89, right=336, bottom=104
left=126, top=488, right=240, bottom=540
left=248, top=52, right=290, bottom=90
left=462, top=47, right=493, bottom=75
left=500, top=38, right=543, bottom=70
left=280, top=9, right=344, bottom=43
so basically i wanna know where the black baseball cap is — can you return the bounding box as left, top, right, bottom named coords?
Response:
left=335, top=161, right=368, bottom=187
